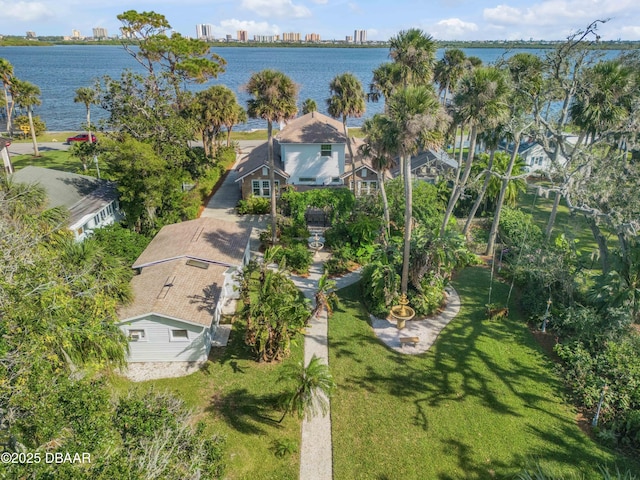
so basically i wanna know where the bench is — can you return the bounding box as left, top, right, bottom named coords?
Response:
left=399, top=336, right=420, bottom=347
left=487, top=307, right=509, bottom=320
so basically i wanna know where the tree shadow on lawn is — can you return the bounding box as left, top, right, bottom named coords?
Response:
left=206, top=387, right=284, bottom=436
left=437, top=438, right=511, bottom=480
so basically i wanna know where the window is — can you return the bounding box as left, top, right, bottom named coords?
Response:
left=252, top=180, right=261, bottom=196
left=299, top=177, right=317, bottom=183
left=331, top=177, right=341, bottom=183
left=261, top=180, right=271, bottom=197
left=186, top=259, right=209, bottom=269
left=262, top=166, right=268, bottom=176
left=128, top=329, right=146, bottom=341
left=361, top=169, right=368, bottom=178
left=253, top=180, right=279, bottom=197
left=320, top=144, right=332, bottom=156
left=170, top=329, right=189, bottom=341
left=93, top=215, right=100, bottom=227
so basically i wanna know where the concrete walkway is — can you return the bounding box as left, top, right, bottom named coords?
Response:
left=289, top=252, right=360, bottom=480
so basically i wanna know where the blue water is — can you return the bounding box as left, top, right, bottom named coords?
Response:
left=0, top=44, right=616, bottom=132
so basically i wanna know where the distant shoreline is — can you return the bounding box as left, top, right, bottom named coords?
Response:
left=1, top=38, right=639, bottom=51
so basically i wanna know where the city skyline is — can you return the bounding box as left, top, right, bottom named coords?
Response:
left=0, top=0, right=639, bottom=41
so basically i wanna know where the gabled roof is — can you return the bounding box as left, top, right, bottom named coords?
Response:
left=120, top=218, right=252, bottom=326
left=118, top=258, right=227, bottom=326
left=132, top=217, right=251, bottom=269
left=11, top=166, right=117, bottom=226
left=390, top=149, right=457, bottom=177
left=276, top=111, right=346, bottom=144
left=235, top=141, right=288, bottom=182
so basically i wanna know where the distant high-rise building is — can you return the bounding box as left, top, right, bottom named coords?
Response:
left=305, top=33, right=320, bottom=42
left=253, top=35, right=277, bottom=43
left=26, top=31, right=36, bottom=38
left=225, top=34, right=232, bottom=42
left=92, top=27, right=108, bottom=39
left=282, top=32, right=300, bottom=42
left=120, top=27, right=135, bottom=39
left=237, top=30, right=248, bottom=42
left=71, top=29, right=81, bottom=39
left=345, top=35, right=353, bottom=43
left=196, top=24, right=213, bottom=40
left=354, top=29, right=367, bottom=44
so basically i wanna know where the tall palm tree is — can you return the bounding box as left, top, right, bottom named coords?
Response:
left=73, top=86, right=99, bottom=171
left=245, top=69, right=298, bottom=245
left=277, top=354, right=335, bottom=422
left=368, top=62, right=403, bottom=108
left=388, top=28, right=437, bottom=88
left=193, top=85, right=241, bottom=157
left=301, top=98, right=317, bottom=114
left=11, top=79, right=41, bottom=156
left=327, top=73, right=366, bottom=193
left=0, top=58, right=14, bottom=134
left=224, top=102, right=247, bottom=147
left=434, top=48, right=467, bottom=105
left=388, top=85, right=448, bottom=298
left=440, top=66, right=511, bottom=236
left=360, top=114, right=397, bottom=240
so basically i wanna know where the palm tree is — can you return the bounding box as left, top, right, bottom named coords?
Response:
left=301, top=98, right=317, bottom=114
left=0, top=58, right=14, bottom=134
left=368, top=62, right=403, bottom=107
left=11, top=79, right=41, bottom=156
left=193, top=85, right=243, bottom=157
left=73, top=87, right=99, bottom=171
left=223, top=102, right=247, bottom=147
left=440, top=66, right=511, bottom=236
left=388, top=85, right=448, bottom=299
left=434, top=48, right=467, bottom=105
left=388, top=28, right=437, bottom=88
left=360, top=114, right=397, bottom=239
left=245, top=69, right=298, bottom=245
left=277, top=354, right=335, bottom=423
left=327, top=73, right=366, bottom=193
left=313, top=274, right=338, bottom=318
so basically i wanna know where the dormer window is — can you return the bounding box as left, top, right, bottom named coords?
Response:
left=321, top=144, right=332, bottom=157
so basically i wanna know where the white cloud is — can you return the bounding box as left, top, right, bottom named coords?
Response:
left=348, top=2, right=363, bottom=14
left=0, top=1, right=53, bottom=22
left=312, top=0, right=328, bottom=3
left=431, top=18, right=479, bottom=39
left=618, top=25, right=640, bottom=40
left=240, top=0, right=311, bottom=18
left=213, top=18, right=280, bottom=37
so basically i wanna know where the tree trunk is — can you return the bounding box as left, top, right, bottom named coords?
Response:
left=28, top=109, right=39, bottom=156
left=343, top=117, right=356, bottom=193
left=587, top=215, right=610, bottom=274
left=545, top=190, right=562, bottom=240
left=463, top=149, right=495, bottom=236
left=3, top=86, right=11, bottom=134
left=268, top=121, right=277, bottom=245
left=401, top=154, right=412, bottom=295
left=378, top=169, right=390, bottom=242
left=486, top=136, right=520, bottom=255
left=441, top=124, right=477, bottom=236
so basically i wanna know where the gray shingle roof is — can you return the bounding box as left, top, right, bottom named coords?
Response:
left=276, top=111, right=346, bottom=144
left=11, top=166, right=117, bottom=226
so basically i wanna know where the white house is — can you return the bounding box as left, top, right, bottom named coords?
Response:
left=117, top=218, right=252, bottom=363
left=1, top=137, right=13, bottom=174
left=235, top=111, right=366, bottom=197
left=10, top=166, right=121, bottom=240
left=500, top=136, right=575, bottom=173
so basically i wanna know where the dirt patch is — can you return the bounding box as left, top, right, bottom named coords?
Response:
left=529, top=327, right=561, bottom=362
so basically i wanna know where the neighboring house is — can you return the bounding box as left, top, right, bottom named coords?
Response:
left=10, top=166, right=121, bottom=240
left=390, top=149, right=458, bottom=184
left=117, top=217, right=252, bottom=363
left=235, top=111, right=363, bottom=197
left=499, top=136, right=574, bottom=173
left=1, top=137, right=13, bottom=174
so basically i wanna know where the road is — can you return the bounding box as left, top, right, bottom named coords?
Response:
left=7, top=139, right=265, bottom=157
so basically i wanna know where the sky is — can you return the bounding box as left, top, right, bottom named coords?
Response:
left=0, top=0, right=639, bottom=41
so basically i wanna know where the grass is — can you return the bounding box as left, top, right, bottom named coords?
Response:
left=110, top=320, right=304, bottom=480
left=329, top=269, right=639, bottom=479
left=12, top=150, right=83, bottom=173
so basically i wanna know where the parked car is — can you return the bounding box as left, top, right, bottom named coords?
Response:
left=67, top=133, right=97, bottom=144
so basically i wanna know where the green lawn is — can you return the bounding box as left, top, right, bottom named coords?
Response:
left=111, top=320, right=304, bottom=480
left=12, top=150, right=83, bottom=173
left=329, top=268, right=639, bottom=479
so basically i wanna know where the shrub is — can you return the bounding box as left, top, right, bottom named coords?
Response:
left=408, top=281, right=446, bottom=317
left=499, top=207, right=542, bottom=246
left=14, top=114, right=46, bottom=136
left=280, top=243, right=313, bottom=274
left=238, top=195, right=270, bottom=215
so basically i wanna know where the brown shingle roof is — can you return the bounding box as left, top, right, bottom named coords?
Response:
left=118, top=258, right=227, bottom=326
left=276, top=112, right=346, bottom=144
left=235, top=141, right=288, bottom=182
left=132, top=217, right=251, bottom=269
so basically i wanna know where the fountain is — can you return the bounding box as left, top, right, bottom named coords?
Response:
left=390, top=293, right=415, bottom=329
left=308, top=232, right=324, bottom=257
